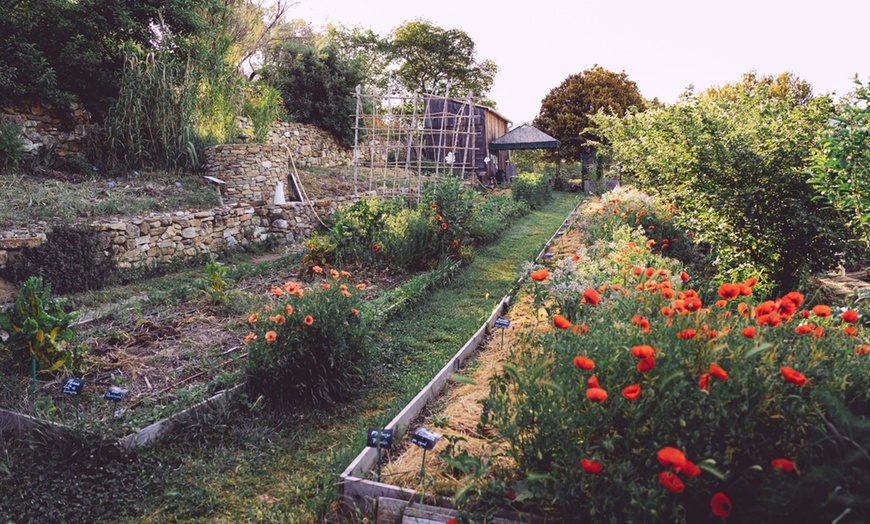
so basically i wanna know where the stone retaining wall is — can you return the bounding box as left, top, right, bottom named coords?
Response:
left=1, top=102, right=92, bottom=157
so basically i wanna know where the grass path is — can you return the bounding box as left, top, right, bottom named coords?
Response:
left=0, top=193, right=579, bottom=523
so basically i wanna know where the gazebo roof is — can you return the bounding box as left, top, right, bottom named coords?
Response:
left=489, top=125, right=559, bottom=151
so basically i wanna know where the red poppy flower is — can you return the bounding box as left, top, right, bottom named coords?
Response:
left=771, top=458, right=795, bottom=473
left=587, top=374, right=600, bottom=389
left=711, top=492, right=732, bottom=518
left=676, top=460, right=702, bottom=478
left=699, top=373, right=710, bottom=391
left=446, top=520, right=457, bottom=524
left=718, top=284, right=741, bottom=300
left=677, top=329, right=697, bottom=339
left=813, top=326, right=825, bottom=339
left=782, top=291, right=803, bottom=306
left=583, top=288, right=601, bottom=306
left=739, top=283, right=753, bottom=296
left=633, top=267, right=643, bottom=276
left=795, top=323, right=815, bottom=335
left=680, top=271, right=690, bottom=283
left=657, top=447, right=687, bottom=469
left=845, top=326, right=857, bottom=336
left=580, top=459, right=602, bottom=474
left=842, top=310, right=859, bottom=323
left=631, top=345, right=656, bottom=358
left=248, top=313, right=259, bottom=323
left=453, top=239, right=459, bottom=247
left=755, top=301, right=777, bottom=317
left=715, top=300, right=727, bottom=308
left=586, top=387, right=608, bottom=402
left=622, top=384, right=640, bottom=400
left=812, top=305, right=831, bottom=317
left=855, top=345, right=870, bottom=355
left=351, top=308, right=359, bottom=315
left=780, top=366, right=806, bottom=386
left=436, top=214, right=442, bottom=221
left=637, top=356, right=655, bottom=373
left=372, top=244, right=379, bottom=251
left=265, top=330, right=277, bottom=342
left=661, top=306, right=675, bottom=317
left=244, top=333, right=256, bottom=342
left=645, top=268, right=656, bottom=278
left=710, top=363, right=729, bottom=380
left=574, top=356, right=594, bottom=370
left=304, top=315, right=314, bottom=325
left=530, top=269, right=549, bottom=281
left=553, top=315, right=572, bottom=330
left=658, top=471, right=684, bottom=493
left=745, top=276, right=758, bottom=287
left=742, top=327, right=756, bottom=338
left=757, top=312, right=782, bottom=328
left=442, top=222, right=447, bottom=229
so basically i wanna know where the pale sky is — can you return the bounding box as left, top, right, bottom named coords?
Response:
left=288, top=0, right=869, bottom=124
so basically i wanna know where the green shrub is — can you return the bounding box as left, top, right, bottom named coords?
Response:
left=468, top=190, right=530, bottom=244
left=244, top=268, right=372, bottom=405
left=5, top=224, right=115, bottom=295
left=511, top=172, right=551, bottom=210
left=0, top=120, right=25, bottom=174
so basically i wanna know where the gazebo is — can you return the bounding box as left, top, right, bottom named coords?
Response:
left=488, top=124, right=561, bottom=184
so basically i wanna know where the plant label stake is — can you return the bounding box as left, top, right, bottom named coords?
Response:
left=32, top=355, right=37, bottom=393
left=366, top=427, right=393, bottom=482
left=104, top=386, right=126, bottom=427
left=62, top=377, right=85, bottom=423
left=410, top=427, right=442, bottom=484
left=494, top=316, right=510, bottom=352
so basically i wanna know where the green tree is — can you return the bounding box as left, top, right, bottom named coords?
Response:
left=259, top=40, right=364, bottom=146
left=534, top=65, right=646, bottom=163
left=594, top=73, right=849, bottom=291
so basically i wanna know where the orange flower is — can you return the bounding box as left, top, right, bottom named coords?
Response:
left=715, top=300, right=727, bottom=308
left=270, top=287, right=284, bottom=296
left=657, top=447, right=687, bottom=469
left=738, top=302, right=749, bottom=317
left=739, top=284, right=753, bottom=296
left=265, top=331, right=277, bottom=342
left=780, top=366, right=806, bottom=386
left=356, top=284, right=366, bottom=290
left=776, top=297, right=798, bottom=317
left=680, top=271, right=689, bottom=283
left=711, top=492, right=732, bottom=518
left=304, top=315, right=314, bottom=325
left=658, top=471, right=684, bottom=493
left=286, top=304, right=293, bottom=315
left=244, top=333, right=257, bottom=342
left=771, top=458, right=796, bottom=473
left=284, top=281, right=300, bottom=294
left=553, top=315, right=572, bottom=330
left=622, top=384, right=641, bottom=400
left=676, top=329, right=697, bottom=339
left=637, top=356, right=655, bottom=373
left=631, top=345, right=656, bottom=358
left=812, top=305, right=831, bottom=317
left=855, top=345, right=870, bottom=355
left=755, top=301, right=777, bottom=317
left=742, top=326, right=756, bottom=338
left=530, top=269, right=549, bottom=281
left=580, top=459, right=603, bottom=474
left=436, top=214, right=442, bottom=221
left=583, top=288, right=600, bottom=306
left=339, top=284, right=348, bottom=291
left=312, top=265, right=323, bottom=273
left=645, top=268, right=655, bottom=278
left=813, top=326, right=825, bottom=339
left=269, top=314, right=286, bottom=325
left=718, top=284, right=741, bottom=300
left=330, top=269, right=340, bottom=278
left=709, top=363, right=729, bottom=380
left=661, top=306, right=675, bottom=317
left=586, top=387, right=608, bottom=403
left=587, top=375, right=600, bottom=389
left=795, top=323, right=815, bottom=335
left=842, top=309, right=859, bottom=323
left=320, top=283, right=331, bottom=290
left=342, top=290, right=352, bottom=298
left=574, top=356, right=594, bottom=370
left=351, top=308, right=359, bottom=315
left=699, top=373, right=710, bottom=391
left=340, top=270, right=351, bottom=277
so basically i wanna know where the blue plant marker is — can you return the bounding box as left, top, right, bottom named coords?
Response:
left=494, top=317, right=511, bottom=351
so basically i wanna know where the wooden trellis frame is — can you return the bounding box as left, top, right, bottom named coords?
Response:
left=352, top=85, right=479, bottom=200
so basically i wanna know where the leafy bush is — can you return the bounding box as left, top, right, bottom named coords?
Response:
left=4, top=224, right=114, bottom=295
left=243, top=267, right=372, bottom=405
left=0, top=276, right=78, bottom=372
left=468, top=190, right=530, bottom=244
left=511, top=172, right=551, bottom=210
left=0, top=120, right=25, bottom=174
left=478, top=188, right=870, bottom=522
left=595, top=73, right=850, bottom=292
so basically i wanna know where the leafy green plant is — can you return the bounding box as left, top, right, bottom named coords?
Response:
left=0, top=119, right=25, bottom=174
left=0, top=276, right=78, bottom=372
left=242, top=84, right=284, bottom=143
left=199, top=259, right=230, bottom=305
left=511, top=172, right=551, bottom=210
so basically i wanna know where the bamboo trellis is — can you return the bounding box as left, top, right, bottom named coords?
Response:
left=352, top=85, right=480, bottom=200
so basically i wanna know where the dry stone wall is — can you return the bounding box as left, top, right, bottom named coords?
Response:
left=2, top=102, right=92, bottom=157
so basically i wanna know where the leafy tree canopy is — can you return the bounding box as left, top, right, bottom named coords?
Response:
left=534, top=65, right=646, bottom=163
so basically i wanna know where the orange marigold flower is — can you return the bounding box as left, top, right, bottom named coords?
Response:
left=657, top=447, right=687, bottom=469
left=269, top=314, right=286, bottom=325
left=771, top=458, right=796, bottom=473
left=659, top=471, right=685, bottom=494
left=330, top=269, right=340, bottom=278
left=622, top=384, right=641, bottom=400
left=710, top=363, right=729, bottom=380
left=587, top=374, right=599, bottom=389
left=677, top=329, right=697, bottom=339
left=530, top=269, right=549, bottom=281
left=718, top=284, right=741, bottom=300
left=699, top=373, right=710, bottom=391
left=795, top=323, right=815, bottom=335
left=312, top=265, right=323, bottom=273
left=631, top=345, right=656, bottom=358
left=580, top=459, right=603, bottom=474
left=586, top=387, right=608, bottom=403
left=574, top=356, right=594, bottom=370
left=711, top=492, right=732, bottom=518
left=265, top=331, right=277, bottom=342
left=637, top=356, right=655, bottom=373
left=553, top=315, right=572, bottom=330
left=351, top=308, right=359, bottom=315
left=842, top=309, right=859, bottom=323
left=249, top=313, right=258, bottom=323
left=583, top=288, right=601, bottom=306
left=244, top=333, right=257, bottom=342
left=304, top=315, right=314, bottom=325
left=812, top=305, right=831, bottom=317
left=742, top=326, right=756, bottom=338
left=781, top=366, right=806, bottom=386
left=356, top=284, right=366, bottom=290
